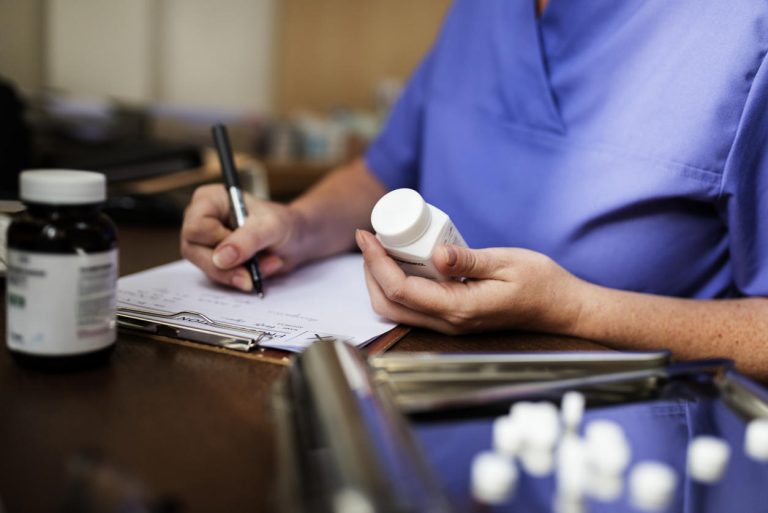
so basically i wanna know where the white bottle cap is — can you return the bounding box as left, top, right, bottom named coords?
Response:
left=628, top=461, right=678, bottom=512
left=585, top=420, right=631, bottom=476
left=493, top=415, right=522, bottom=456
left=526, top=402, right=561, bottom=451
left=510, top=401, right=536, bottom=422
left=744, top=418, right=768, bottom=462
left=20, top=169, right=106, bottom=205
left=561, top=391, right=586, bottom=432
left=556, top=434, right=588, bottom=498
left=687, top=435, right=730, bottom=483
left=586, top=472, right=623, bottom=502
left=520, top=447, right=555, bottom=477
left=371, top=188, right=431, bottom=247
left=470, top=451, right=518, bottom=504
left=553, top=494, right=586, bottom=513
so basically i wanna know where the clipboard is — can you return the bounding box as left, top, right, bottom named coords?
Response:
left=116, top=256, right=409, bottom=365
left=117, top=305, right=410, bottom=366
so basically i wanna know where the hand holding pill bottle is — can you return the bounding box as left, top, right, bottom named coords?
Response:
left=370, top=188, right=467, bottom=280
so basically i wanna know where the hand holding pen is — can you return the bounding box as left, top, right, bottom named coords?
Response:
left=211, top=123, right=265, bottom=297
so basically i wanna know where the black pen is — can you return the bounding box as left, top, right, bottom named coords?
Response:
left=212, top=123, right=264, bottom=297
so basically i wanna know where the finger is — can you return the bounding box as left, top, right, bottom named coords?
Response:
left=258, top=252, right=286, bottom=278
left=184, top=184, right=232, bottom=224
left=434, top=245, right=503, bottom=280
left=181, top=240, right=254, bottom=292
left=362, top=262, right=456, bottom=333
left=181, top=184, right=232, bottom=245
left=182, top=216, right=231, bottom=246
left=356, top=230, right=458, bottom=315
left=211, top=208, right=286, bottom=270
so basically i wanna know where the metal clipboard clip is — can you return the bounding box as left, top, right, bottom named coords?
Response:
left=116, top=306, right=271, bottom=352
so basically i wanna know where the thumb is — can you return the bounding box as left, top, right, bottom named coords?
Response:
left=435, top=245, right=499, bottom=279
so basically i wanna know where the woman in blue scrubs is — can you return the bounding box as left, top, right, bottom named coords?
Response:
left=182, top=0, right=768, bottom=379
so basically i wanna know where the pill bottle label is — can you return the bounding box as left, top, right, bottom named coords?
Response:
left=6, top=249, right=118, bottom=355
left=392, top=220, right=467, bottom=280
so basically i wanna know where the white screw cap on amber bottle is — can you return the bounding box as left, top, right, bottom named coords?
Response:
left=7, top=169, right=117, bottom=369
left=370, top=188, right=467, bottom=280
left=20, top=169, right=106, bottom=204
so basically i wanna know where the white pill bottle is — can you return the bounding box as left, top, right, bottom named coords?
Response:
left=370, top=188, right=467, bottom=280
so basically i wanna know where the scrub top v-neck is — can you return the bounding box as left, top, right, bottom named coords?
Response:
left=365, top=0, right=768, bottom=299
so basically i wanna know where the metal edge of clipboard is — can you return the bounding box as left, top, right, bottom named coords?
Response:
left=115, top=307, right=411, bottom=365
left=116, top=308, right=261, bottom=352
left=368, top=350, right=672, bottom=409
left=716, top=369, right=768, bottom=420
left=375, top=353, right=768, bottom=419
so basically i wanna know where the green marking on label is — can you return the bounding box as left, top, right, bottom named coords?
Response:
left=8, top=293, right=25, bottom=308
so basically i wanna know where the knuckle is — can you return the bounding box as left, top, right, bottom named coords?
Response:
left=191, top=183, right=219, bottom=201
left=384, top=284, right=406, bottom=303
left=445, top=306, right=475, bottom=330
left=370, top=296, right=388, bottom=317
left=462, top=251, right=480, bottom=274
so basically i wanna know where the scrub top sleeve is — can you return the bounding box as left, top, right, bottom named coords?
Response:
left=364, top=51, right=435, bottom=191
left=722, top=54, right=768, bottom=297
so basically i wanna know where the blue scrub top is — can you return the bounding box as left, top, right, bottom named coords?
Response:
left=365, top=0, right=768, bottom=299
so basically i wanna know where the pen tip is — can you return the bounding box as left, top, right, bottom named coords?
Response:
left=257, top=292, right=265, bottom=299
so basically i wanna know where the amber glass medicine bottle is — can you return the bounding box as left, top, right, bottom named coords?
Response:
left=6, top=170, right=118, bottom=369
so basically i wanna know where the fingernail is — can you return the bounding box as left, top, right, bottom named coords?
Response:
left=231, top=271, right=253, bottom=292
left=213, top=245, right=238, bottom=268
left=356, top=229, right=368, bottom=251
left=443, top=246, right=458, bottom=267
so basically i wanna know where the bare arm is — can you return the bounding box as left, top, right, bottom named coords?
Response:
left=355, top=232, right=768, bottom=381
left=289, top=157, right=388, bottom=261
left=572, top=285, right=768, bottom=381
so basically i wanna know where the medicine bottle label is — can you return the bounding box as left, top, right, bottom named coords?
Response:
left=392, top=221, right=467, bottom=280
left=6, top=249, right=118, bottom=355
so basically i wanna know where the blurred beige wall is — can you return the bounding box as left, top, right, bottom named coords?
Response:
left=0, top=0, right=447, bottom=114
left=46, top=0, right=155, bottom=104
left=0, top=0, right=45, bottom=92
left=276, top=0, right=450, bottom=114
left=45, top=0, right=276, bottom=110
left=157, top=0, right=276, bottom=112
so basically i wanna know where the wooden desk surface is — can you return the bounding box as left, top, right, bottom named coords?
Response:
left=0, top=226, right=610, bottom=513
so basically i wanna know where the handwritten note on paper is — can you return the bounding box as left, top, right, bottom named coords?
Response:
left=116, top=254, right=396, bottom=352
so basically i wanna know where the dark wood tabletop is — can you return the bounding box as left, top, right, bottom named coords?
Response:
left=0, top=225, right=611, bottom=513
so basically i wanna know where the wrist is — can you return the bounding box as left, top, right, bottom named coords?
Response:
left=284, top=203, right=315, bottom=264
left=550, top=274, right=595, bottom=338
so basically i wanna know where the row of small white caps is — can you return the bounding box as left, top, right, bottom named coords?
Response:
left=687, top=418, right=768, bottom=485
left=473, top=403, right=553, bottom=505
left=581, top=415, right=679, bottom=512
left=629, top=418, right=768, bottom=512
left=475, top=396, right=584, bottom=507
left=20, top=170, right=106, bottom=205
left=371, top=188, right=432, bottom=247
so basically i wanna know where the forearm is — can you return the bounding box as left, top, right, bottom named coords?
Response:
left=289, top=157, right=387, bottom=261
left=569, top=283, right=768, bottom=381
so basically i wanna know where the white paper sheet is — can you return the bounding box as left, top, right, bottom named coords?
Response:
left=116, top=254, right=396, bottom=352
